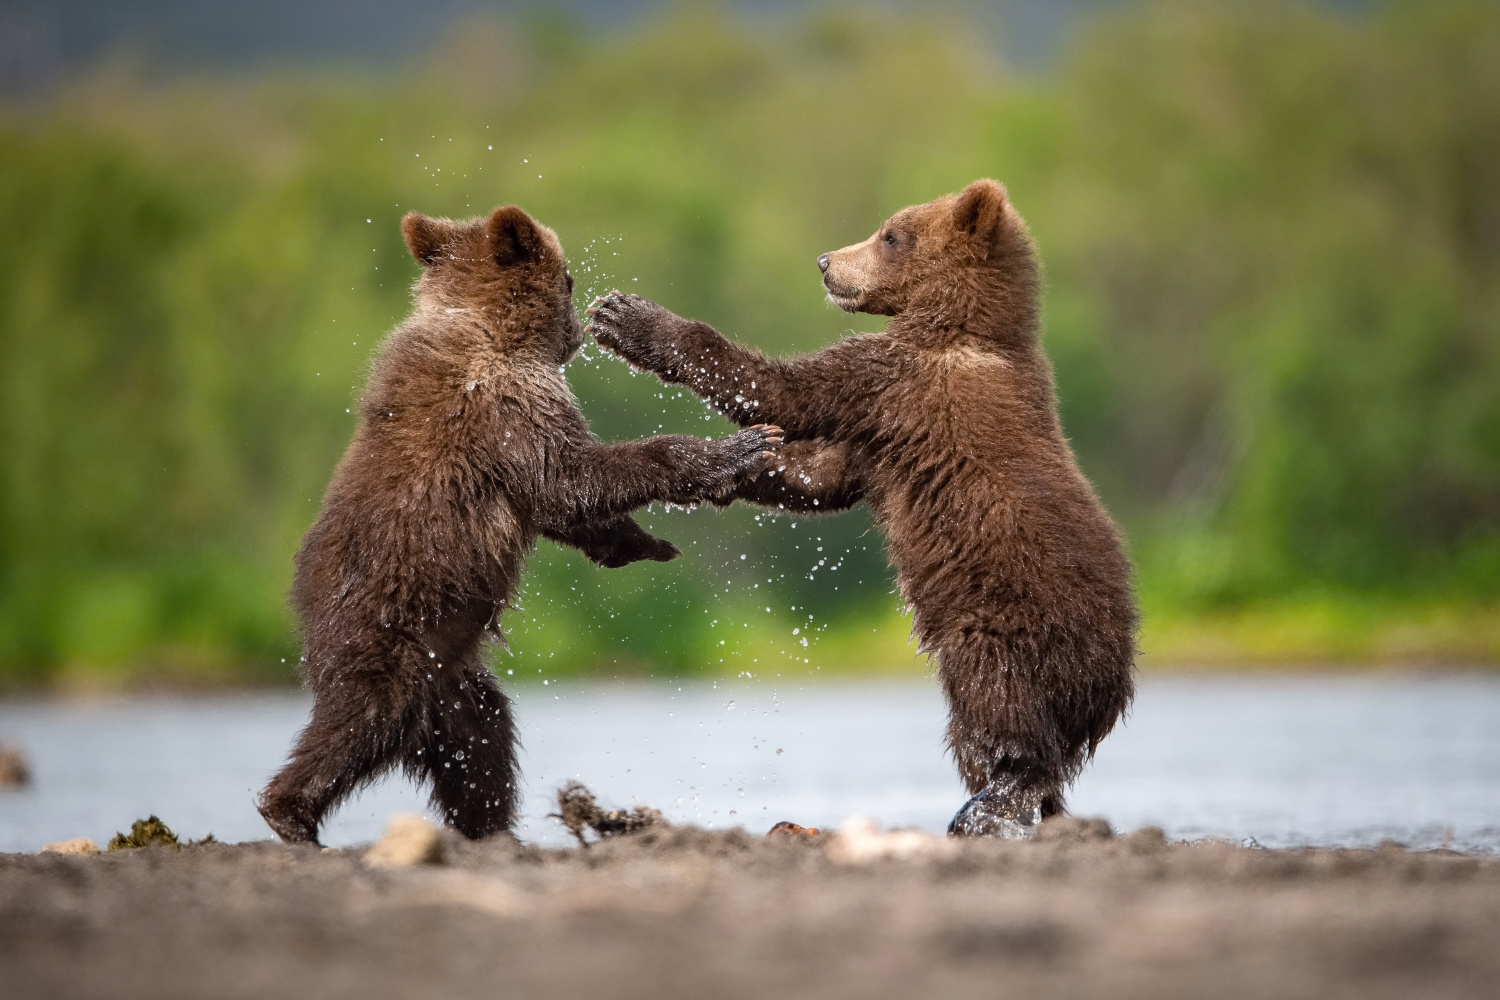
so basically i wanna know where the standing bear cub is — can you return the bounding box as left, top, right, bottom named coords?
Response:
left=588, top=180, right=1136, bottom=837
left=259, top=205, right=780, bottom=844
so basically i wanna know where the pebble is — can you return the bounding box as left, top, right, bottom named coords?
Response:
left=42, top=838, right=101, bottom=856
left=0, top=745, right=30, bottom=787
left=827, top=816, right=958, bottom=865
left=364, top=814, right=444, bottom=869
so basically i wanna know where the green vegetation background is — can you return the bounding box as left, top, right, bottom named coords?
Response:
left=1, top=0, right=1497, bottom=688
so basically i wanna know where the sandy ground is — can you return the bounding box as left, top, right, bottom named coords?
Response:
left=2, top=817, right=1497, bottom=1000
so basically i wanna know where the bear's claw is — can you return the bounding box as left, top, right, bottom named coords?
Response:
left=727, top=424, right=783, bottom=461
left=585, top=292, right=683, bottom=373
left=699, top=424, right=783, bottom=501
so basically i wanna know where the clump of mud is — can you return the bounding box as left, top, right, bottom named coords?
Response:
left=554, top=781, right=664, bottom=846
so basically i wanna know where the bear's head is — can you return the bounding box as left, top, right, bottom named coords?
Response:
left=402, top=205, right=583, bottom=363
left=817, top=179, right=1037, bottom=326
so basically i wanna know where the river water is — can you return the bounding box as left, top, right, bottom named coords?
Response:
left=1, top=674, right=1497, bottom=853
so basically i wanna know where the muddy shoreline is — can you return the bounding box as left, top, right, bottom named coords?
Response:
left=2, top=818, right=1496, bottom=1000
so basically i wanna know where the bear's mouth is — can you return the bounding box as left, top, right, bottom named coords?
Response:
left=822, top=277, right=864, bottom=312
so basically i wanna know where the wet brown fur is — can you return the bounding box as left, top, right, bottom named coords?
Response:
left=589, top=180, right=1137, bottom=828
left=258, top=206, right=780, bottom=845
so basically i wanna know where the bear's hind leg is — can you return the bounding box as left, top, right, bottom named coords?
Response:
left=258, top=668, right=412, bottom=845
left=415, top=663, right=518, bottom=839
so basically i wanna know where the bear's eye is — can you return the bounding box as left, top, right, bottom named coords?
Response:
left=883, top=230, right=899, bottom=247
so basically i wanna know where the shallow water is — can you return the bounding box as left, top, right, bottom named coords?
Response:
left=1, top=674, right=1497, bottom=853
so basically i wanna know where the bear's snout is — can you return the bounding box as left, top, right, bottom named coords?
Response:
left=819, top=249, right=867, bottom=311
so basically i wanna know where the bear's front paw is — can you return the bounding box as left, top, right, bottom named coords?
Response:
left=585, top=292, right=684, bottom=375
left=688, top=425, right=783, bottom=505
left=666, top=426, right=782, bottom=505
left=714, top=425, right=786, bottom=503
left=717, top=423, right=784, bottom=479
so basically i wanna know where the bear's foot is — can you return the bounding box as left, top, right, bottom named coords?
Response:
left=257, top=796, right=321, bottom=846
left=947, top=779, right=1042, bottom=839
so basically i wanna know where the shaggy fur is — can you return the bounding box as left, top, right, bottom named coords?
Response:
left=588, top=180, right=1137, bottom=837
left=258, top=205, right=780, bottom=845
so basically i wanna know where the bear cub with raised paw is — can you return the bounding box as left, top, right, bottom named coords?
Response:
left=258, top=205, right=780, bottom=845
left=588, top=180, right=1136, bottom=838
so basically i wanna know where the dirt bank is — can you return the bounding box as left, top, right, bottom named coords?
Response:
left=2, top=818, right=1496, bottom=1000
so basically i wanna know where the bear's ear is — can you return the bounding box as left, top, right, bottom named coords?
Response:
left=489, top=205, right=545, bottom=268
left=952, top=179, right=1008, bottom=252
left=402, top=213, right=455, bottom=266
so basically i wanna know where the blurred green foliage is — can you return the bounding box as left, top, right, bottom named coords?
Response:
left=0, top=0, right=1496, bottom=685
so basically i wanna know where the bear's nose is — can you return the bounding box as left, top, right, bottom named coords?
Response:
left=817, top=254, right=831, bottom=273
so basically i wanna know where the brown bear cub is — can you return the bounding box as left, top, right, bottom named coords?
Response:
left=258, top=205, right=781, bottom=845
left=588, top=180, right=1136, bottom=837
